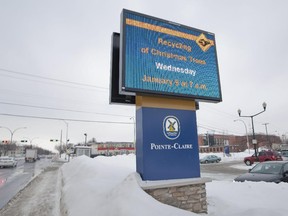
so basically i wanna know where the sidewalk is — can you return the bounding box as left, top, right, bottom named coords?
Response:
left=0, top=161, right=65, bottom=216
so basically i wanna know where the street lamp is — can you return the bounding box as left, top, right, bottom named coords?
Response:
left=0, top=126, right=27, bottom=145
left=234, top=119, right=250, bottom=154
left=237, top=102, right=267, bottom=157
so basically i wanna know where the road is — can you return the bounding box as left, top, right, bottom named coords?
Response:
left=0, top=157, right=55, bottom=209
left=200, top=160, right=248, bottom=181
left=0, top=162, right=64, bottom=216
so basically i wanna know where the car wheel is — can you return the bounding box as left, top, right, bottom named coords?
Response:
left=205, top=160, right=209, bottom=164
left=216, top=159, right=220, bottom=163
left=245, top=160, right=252, bottom=166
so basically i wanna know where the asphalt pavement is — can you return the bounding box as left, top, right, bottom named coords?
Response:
left=200, top=160, right=248, bottom=181
left=0, top=159, right=65, bottom=216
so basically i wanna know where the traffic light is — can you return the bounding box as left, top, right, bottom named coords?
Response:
left=1, top=140, right=9, bottom=144
left=21, top=140, right=28, bottom=143
left=50, top=139, right=59, bottom=142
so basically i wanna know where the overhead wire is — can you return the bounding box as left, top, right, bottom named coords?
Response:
left=197, top=124, right=242, bottom=136
left=0, top=101, right=133, bottom=118
left=0, top=113, right=134, bottom=124
left=0, top=72, right=107, bottom=92
left=0, top=67, right=108, bottom=90
left=197, top=103, right=269, bottom=135
left=0, top=67, right=133, bottom=122
left=0, top=67, right=255, bottom=134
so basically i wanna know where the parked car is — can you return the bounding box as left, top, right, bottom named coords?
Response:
left=0, top=156, right=18, bottom=168
left=200, top=155, right=221, bottom=164
left=244, top=150, right=282, bottom=166
left=234, top=161, right=288, bottom=183
left=280, top=150, right=288, bottom=161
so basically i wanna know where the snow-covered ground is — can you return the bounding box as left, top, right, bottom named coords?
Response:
left=1, top=151, right=287, bottom=215
left=60, top=152, right=288, bottom=216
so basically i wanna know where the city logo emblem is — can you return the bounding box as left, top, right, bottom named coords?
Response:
left=196, top=33, right=213, bottom=52
left=163, top=116, right=180, bottom=140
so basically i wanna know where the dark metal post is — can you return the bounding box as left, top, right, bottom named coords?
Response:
left=84, top=133, right=87, bottom=145
left=251, top=116, right=257, bottom=156
left=237, top=102, right=267, bottom=157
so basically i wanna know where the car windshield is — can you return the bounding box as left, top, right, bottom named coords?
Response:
left=250, top=163, right=282, bottom=174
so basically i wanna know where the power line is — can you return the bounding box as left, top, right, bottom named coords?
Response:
left=197, top=123, right=242, bottom=135
left=0, top=67, right=108, bottom=90
left=0, top=72, right=106, bottom=92
left=0, top=112, right=242, bottom=135
left=0, top=68, right=258, bottom=135
left=200, top=105, right=236, bottom=119
left=0, top=113, right=134, bottom=124
left=0, top=101, right=132, bottom=118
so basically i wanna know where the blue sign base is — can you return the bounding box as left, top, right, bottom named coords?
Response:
left=136, top=106, right=200, bottom=181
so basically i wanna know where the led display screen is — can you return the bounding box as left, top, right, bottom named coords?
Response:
left=120, top=9, right=222, bottom=102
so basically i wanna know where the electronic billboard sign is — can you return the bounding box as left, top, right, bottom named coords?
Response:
left=120, top=9, right=222, bottom=102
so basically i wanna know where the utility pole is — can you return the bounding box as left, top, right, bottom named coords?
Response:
left=60, top=130, right=63, bottom=156
left=84, top=133, right=87, bottom=145
left=263, top=123, right=270, bottom=148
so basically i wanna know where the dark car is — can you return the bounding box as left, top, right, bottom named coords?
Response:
left=234, top=161, right=288, bottom=183
left=244, top=150, right=282, bottom=166
left=200, top=155, right=221, bottom=164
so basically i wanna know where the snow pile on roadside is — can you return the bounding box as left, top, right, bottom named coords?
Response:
left=60, top=154, right=288, bottom=216
left=207, top=181, right=288, bottom=216
left=60, top=155, right=195, bottom=216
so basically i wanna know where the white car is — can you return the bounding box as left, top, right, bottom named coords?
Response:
left=0, top=156, right=18, bottom=168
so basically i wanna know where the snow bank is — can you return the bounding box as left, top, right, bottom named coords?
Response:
left=60, top=153, right=288, bottom=216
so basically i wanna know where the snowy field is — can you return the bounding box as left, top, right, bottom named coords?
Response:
left=60, top=152, right=288, bottom=216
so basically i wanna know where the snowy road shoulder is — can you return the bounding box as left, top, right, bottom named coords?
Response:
left=0, top=163, right=63, bottom=216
